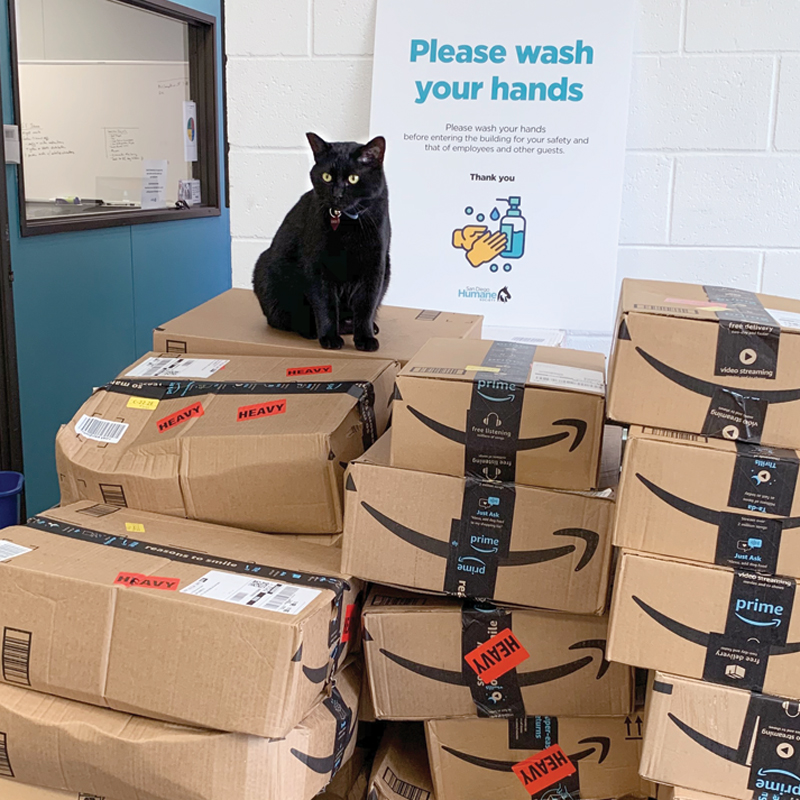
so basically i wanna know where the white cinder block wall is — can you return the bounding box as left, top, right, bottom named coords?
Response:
left=226, top=0, right=800, bottom=343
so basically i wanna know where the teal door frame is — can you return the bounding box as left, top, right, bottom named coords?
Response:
left=0, top=0, right=232, bottom=515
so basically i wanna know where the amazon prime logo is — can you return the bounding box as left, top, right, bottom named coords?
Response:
left=476, top=379, right=518, bottom=403
left=734, top=596, right=785, bottom=629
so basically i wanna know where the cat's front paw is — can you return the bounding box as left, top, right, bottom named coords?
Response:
left=354, top=336, right=380, bottom=352
left=319, top=334, right=345, bottom=350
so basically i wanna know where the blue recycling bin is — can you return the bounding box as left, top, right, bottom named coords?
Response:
left=0, top=472, right=24, bottom=529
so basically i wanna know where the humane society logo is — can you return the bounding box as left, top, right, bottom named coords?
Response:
left=453, top=197, right=524, bottom=303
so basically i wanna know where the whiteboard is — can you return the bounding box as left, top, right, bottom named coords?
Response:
left=18, top=61, right=193, bottom=204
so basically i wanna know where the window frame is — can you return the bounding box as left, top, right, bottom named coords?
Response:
left=8, top=0, right=221, bottom=237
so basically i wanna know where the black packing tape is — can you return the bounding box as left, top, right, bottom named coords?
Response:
left=729, top=443, right=800, bottom=516
left=464, top=342, right=537, bottom=482
left=444, top=479, right=516, bottom=600
left=704, top=286, right=780, bottom=381
left=714, top=513, right=783, bottom=575
left=324, top=686, right=353, bottom=777
left=702, top=571, right=796, bottom=692
left=461, top=603, right=525, bottom=718
left=701, top=387, right=768, bottom=444
left=102, top=378, right=379, bottom=449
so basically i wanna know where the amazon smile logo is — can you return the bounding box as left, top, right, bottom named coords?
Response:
left=441, top=737, right=611, bottom=772
left=374, top=638, right=610, bottom=687
left=360, top=502, right=599, bottom=571
left=290, top=696, right=357, bottom=774
left=635, top=347, right=800, bottom=404
left=405, top=407, right=587, bottom=452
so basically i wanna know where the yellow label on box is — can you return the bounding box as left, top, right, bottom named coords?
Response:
left=465, top=365, right=501, bottom=373
left=125, top=522, right=145, bottom=534
left=127, top=397, right=159, bottom=411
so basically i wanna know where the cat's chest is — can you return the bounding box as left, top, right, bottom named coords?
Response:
left=315, top=225, right=383, bottom=278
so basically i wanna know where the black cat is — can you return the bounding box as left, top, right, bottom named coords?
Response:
left=253, top=132, right=391, bottom=351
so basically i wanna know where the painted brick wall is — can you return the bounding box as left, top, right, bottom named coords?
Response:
left=226, top=0, right=800, bottom=342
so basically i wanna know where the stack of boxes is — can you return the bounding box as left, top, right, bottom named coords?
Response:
left=605, top=279, right=800, bottom=800
left=0, top=289, right=482, bottom=800
left=344, top=337, right=653, bottom=800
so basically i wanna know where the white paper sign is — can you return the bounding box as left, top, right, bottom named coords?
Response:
left=369, top=0, right=635, bottom=331
left=183, top=100, right=198, bottom=162
left=141, top=159, right=167, bottom=208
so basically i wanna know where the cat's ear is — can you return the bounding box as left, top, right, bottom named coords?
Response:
left=357, top=136, right=386, bottom=167
left=306, top=132, right=330, bottom=159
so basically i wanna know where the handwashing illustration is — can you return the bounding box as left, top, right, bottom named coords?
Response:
left=452, top=197, right=527, bottom=269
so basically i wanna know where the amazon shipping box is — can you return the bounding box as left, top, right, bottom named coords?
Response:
left=0, top=659, right=361, bottom=800
left=426, top=714, right=652, bottom=800
left=615, top=426, right=800, bottom=577
left=0, top=781, right=103, bottom=800
left=608, top=279, right=800, bottom=447
left=362, top=587, right=633, bottom=720
left=0, top=501, right=361, bottom=738
left=153, top=288, right=483, bottom=366
left=391, top=338, right=606, bottom=491
left=342, top=435, right=616, bottom=614
left=641, top=671, right=800, bottom=800
left=56, top=351, right=396, bottom=534
left=317, top=746, right=370, bottom=800
left=608, top=551, right=800, bottom=698
left=368, top=724, right=435, bottom=800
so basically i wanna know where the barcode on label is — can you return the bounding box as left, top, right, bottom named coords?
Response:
left=633, top=303, right=700, bottom=315
left=370, top=594, right=426, bottom=607
left=2, top=628, right=31, bottom=686
left=99, top=484, right=127, bottom=507
left=642, top=427, right=707, bottom=442
left=383, top=767, right=430, bottom=800
left=74, top=415, right=129, bottom=444
left=79, top=795, right=106, bottom=800
left=181, top=571, right=321, bottom=616
left=0, top=541, right=32, bottom=562
left=415, top=310, right=441, bottom=321
left=408, top=366, right=466, bottom=375
left=0, top=732, right=13, bottom=777
left=126, top=356, right=228, bottom=379
left=76, top=503, right=120, bottom=517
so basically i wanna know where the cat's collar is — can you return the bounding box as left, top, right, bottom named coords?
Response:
left=329, top=207, right=359, bottom=230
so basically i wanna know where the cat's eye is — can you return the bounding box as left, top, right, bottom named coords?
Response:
left=322, top=173, right=333, bottom=183
left=348, top=174, right=360, bottom=185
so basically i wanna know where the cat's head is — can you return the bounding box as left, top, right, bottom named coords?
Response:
left=306, top=133, right=386, bottom=215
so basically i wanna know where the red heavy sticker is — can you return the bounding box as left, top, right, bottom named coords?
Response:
left=156, top=402, right=204, bottom=433
left=512, top=745, right=576, bottom=796
left=286, top=365, right=333, bottom=377
left=115, top=572, right=180, bottom=591
left=464, top=628, right=529, bottom=683
left=236, top=400, right=287, bottom=421
left=342, top=604, right=359, bottom=643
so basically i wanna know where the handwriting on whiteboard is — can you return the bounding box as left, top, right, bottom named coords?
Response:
left=158, top=77, right=189, bottom=96
left=22, top=123, right=75, bottom=158
left=104, top=127, right=140, bottom=162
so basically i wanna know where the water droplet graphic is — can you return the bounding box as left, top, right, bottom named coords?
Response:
left=503, top=263, right=512, bottom=272
left=490, top=263, right=499, bottom=272
left=490, top=207, right=500, bottom=221
left=476, top=213, right=485, bottom=222
left=465, top=206, right=474, bottom=215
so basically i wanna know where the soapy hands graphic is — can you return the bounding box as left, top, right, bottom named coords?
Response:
left=452, top=225, right=508, bottom=268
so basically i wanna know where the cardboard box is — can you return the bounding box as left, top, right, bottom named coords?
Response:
left=391, top=338, right=606, bottom=491
left=658, top=786, right=737, bottom=800
left=342, top=434, right=616, bottom=614
left=362, top=587, right=633, bottom=720
left=608, top=279, right=800, bottom=448
left=317, top=746, right=370, bottom=800
left=615, top=426, right=800, bottom=577
left=426, top=714, right=652, bottom=800
left=608, top=551, right=800, bottom=698
left=0, top=781, right=99, bottom=800
left=153, top=289, right=483, bottom=366
left=0, top=501, right=361, bottom=738
left=640, top=671, right=800, bottom=800
left=0, top=659, right=361, bottom=800
left=369, top=724, right=435, bottom=800
left=56, top=351, right=396, bottom=534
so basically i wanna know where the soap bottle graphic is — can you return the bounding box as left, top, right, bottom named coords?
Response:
left=496, top=196, right=526, bottom=258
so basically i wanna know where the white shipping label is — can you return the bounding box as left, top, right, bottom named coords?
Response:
left=766, top=308, right=800, bottom=331
left=528, top=363, right=605, bottom=395
left=74, top=414, right=129, bottom=444
left=0, top=541, right=32, bottom=562
left=125, top=357, right=229, bottom=379
left=180, top=571, right=321, bottom=615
